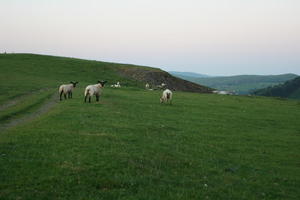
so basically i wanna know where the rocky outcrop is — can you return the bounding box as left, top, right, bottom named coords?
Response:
left=118, top=67, right=213, bottom=93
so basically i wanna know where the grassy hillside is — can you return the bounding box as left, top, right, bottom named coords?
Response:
left=0, top=54, right=300, bottom=199
left=170, top=73, right=298, bottom=94
left=0, top=54, right=211, bottom=101
left=0, top=53, right=210, bottom=128
left=253, top=77, right=300, bottom=99
left=0, top=53, right=144, bottom=102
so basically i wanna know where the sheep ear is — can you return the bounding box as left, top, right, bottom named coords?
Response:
left=70, top=81, right=74, bottom=84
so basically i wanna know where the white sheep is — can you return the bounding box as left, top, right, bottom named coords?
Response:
left=84, top=80, right=107, bottom=103
left=145, top=83, right=150, bottom=89
left=157, top=83, right=167, bottom=90
left=111, top=82, right=121, bottom=88
left=213, top=90, right=232, bottom=95
left=160, top=89, right=173, bottom=104
left=59, top=81, right=78, bottom=101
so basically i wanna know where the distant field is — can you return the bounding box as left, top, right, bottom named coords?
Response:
left=1, top=54, right=300, bottom=199
left=253, top=77, right=300, bottom=99
left=170, top=72, right=298, bottom=94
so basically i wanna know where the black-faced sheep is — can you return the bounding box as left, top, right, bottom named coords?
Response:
left=59, top=81, right=78, bottom=101
left=84, top=80, right=107, bottom=103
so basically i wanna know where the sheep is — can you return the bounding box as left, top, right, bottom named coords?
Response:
left=84, top=80, right=107, bottom=103
left=59, top=81, right=78, bottom=101
left=111, top=82, right=121, bottom=88
left=157, top=83, right=167, bottom=90
left=160, top=89, right=172, bottom=104
left=145, top=83, right=150, bottom=89
left=145, top=83, right=154, bottom=90
left=213, top=90, right=233, bottom=95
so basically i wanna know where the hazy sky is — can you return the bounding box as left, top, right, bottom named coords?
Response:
left=1, top=0, right=299, bottom=75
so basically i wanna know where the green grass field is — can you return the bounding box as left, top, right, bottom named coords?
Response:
left=0, top=54, right=300, bottom=199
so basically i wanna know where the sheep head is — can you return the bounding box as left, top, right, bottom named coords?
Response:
left=98, top=80, right=107, bottom=87
left=70, top=81, right=79, bottom=87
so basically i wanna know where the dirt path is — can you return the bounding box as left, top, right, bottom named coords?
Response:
left=0, top=93, right=58, bottom=132
left=0, top=88, right=53, bottom=112
left=0, top=99, right=20, bottom=112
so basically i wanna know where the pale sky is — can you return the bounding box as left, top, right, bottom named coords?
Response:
left=1, top=0, right=299, bottom=76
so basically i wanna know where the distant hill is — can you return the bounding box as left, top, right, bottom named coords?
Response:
left=169, top=71, right=211, bottom=78
left=252, top=76, right=300, bottom=99
left=170, top=73, right=298, bottom=94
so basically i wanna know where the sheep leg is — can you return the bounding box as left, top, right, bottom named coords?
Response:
left=84, top=95, right=88, bottom=102
left=64, top=93, right=67, bottom=99
left=89, top=96, right=91, bottom=103
left=60, top=90, right=63, bottom=101
left=70, top=92, right=72, bottom=98
left=96, top=94, right=99, bottom=102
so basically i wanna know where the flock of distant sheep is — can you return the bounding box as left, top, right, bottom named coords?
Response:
left=58, top=81, right=173, bottom=104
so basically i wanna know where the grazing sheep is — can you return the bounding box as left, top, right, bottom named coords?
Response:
left=59, top=81, right=78, bottom=101
left=213, top=90, right=233, bottom=95
left=84, top=80, right=107, bottom=103
left=160, top=89, right=172, bottom=104
left=157, top=83, right=167, bottom=90
left=111, top=82, right=121, bottom=88
left=145, top=83, right=150, bottom=89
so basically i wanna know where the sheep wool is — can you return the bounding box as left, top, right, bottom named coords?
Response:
left=160, top=89, right=173, bottom=104
left=84, top=80, right=107, bottom=103
left=59, top=81, right=78, bottom=101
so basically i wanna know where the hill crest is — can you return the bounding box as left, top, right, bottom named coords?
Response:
left=171, top=72, right=298, bottom=94
left=0, top=53, right=213, bottom=93
left=252, top=76, right=300, bottom=99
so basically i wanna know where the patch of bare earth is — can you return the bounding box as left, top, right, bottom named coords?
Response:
left=118, top=67, right=213, bottom=93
